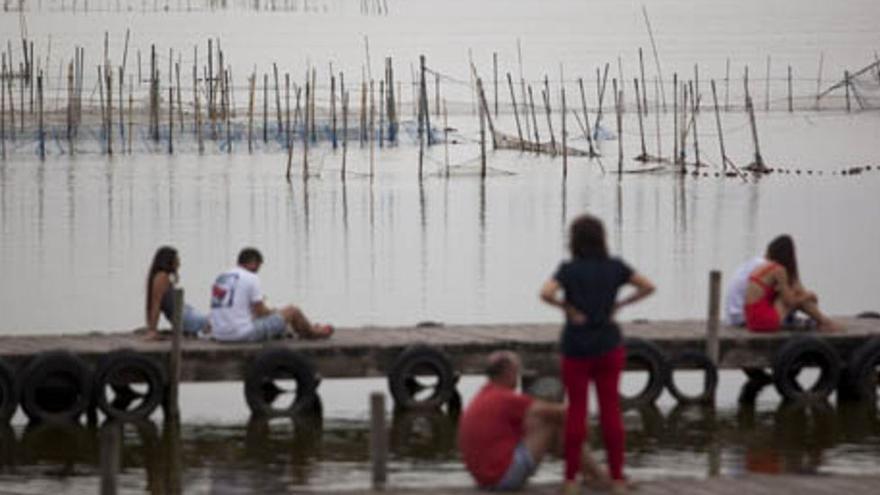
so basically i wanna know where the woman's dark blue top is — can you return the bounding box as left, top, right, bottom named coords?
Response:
left=554, top=256, right=633, bottom=358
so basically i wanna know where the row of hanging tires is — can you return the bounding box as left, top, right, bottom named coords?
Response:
left=0, top=334, right=877, bottom=424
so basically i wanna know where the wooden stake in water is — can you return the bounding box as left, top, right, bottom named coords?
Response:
left=168, top=85, right=174, bottom=154
left=787, top=65, right=793, bottom=113
left=331, top=74, right=337, bottom=149
left=248, top=73, right=255, bottom=153
left=303, top=80, right=310, bottom=177
left=99, top=423, right=121, bottom=495
left=1, top=58, right=6, bottom=159
left=443, top=99, right=449, bottom=176
left=711, top=80, right=729, bottom=174
left=342, top=90, right=348, bottom=178
left=673, top=73, right=678, bottom=165
left=561, top=87, right=567, bottom=178
left=379, top=80, right=385, bottom=147
left=274, top=63, right=282, bottom=135
left=478, top=78, right=487, bottom=180
left=37, top=72, right=44, bottom=159
left=369, top=79, right=375, bottom=176
left=419, top=55, right=432, bottom=146
left=528, top=85, right=540, bottom=144
left=263, top=73, right=268, bottom=143
left=593, top=63, right=609, bottom=136
left=225, top=69, right=232, bottom=154
left=615, top=87, right=623, bottom=177
left=746, top=95, right=766, bottom=171
left=642, top=5, right=667, bottom=111
left=493, top=51, right=498, bottom=118
left=507, top=73, right=524, bottom=150
left=815, top=53, right=824, bottom=111
left=724, top=58, right=730, bottom=112
left=639, top=48, right=648, bottom=116
left=577, top=77, right=596, bottom=157
left=689, top=81, right=701, bottom=167
left=844, top=70, right=851, bottom=112
left=541, top=86, right=556, bottom=154
left=634, top=78, right=646, bottom=160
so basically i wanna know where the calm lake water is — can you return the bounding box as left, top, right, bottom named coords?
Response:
left=1, top=0, right=880, bottom=492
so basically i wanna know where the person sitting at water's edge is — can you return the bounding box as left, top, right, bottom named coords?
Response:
left=743, top=235, right=840, bottom=333
left=458, top=351, right=608, bottom=491
left=209, top=247, right=333, bottom=342
left=540, top=213, right=655, bottom=494
left=144, top=246, right=209, bottom=341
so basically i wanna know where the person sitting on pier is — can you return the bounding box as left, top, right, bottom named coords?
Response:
left=208, top=247, right=333, bottom=342
left=458, top=351, right=608, bottom=491
left=744, top=235, right=841, bottom=333
left=145, top=246, right=209, bottom=341
left=540, top=213, right=655, bottom=494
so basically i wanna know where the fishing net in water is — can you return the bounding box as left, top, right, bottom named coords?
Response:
left=818, top=59, right=880, bottom=110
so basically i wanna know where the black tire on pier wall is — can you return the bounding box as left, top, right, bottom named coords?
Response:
left=843, top=337, right=880, bottom=403
left=0, top=358, right=18, bottom=422
left=772, top=336, right=841, bottom=403
left=620, top=338, right=669, bottom=409
left=19, top=351, right=93, bottom=424
left=93, top=350, right=166, bottom=422
left=244, top=348, right=321, bottom=418
left=388, top=345, right=456, bottom=411
left=666, top=351, right=718, bottom=405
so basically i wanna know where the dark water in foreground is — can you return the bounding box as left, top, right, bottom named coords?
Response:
left=0, top=396, right=878, bottom=493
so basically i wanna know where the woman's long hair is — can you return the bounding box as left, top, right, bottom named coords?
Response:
left=146, top=246, right=179, bottom=318
left=766, top=235, right=799, bottom=284
left=569, top=214, right=609, bottom=259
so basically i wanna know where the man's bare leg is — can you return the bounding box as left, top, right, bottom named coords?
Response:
left=279, top=305, right=333, bottom=339
left=522, top=410, right=562, bottom=463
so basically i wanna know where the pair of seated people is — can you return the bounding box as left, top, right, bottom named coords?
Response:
left=144, top=246, right=332, bottom=342
left=724, top=235, right=840, bottom=332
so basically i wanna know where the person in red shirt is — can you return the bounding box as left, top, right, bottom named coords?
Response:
left=458, top=351, right=583, bottom=490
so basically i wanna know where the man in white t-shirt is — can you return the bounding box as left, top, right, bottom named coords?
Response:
left=724, top=256, right=765, bottom=326
left=209, top=248, right=333, bottom=342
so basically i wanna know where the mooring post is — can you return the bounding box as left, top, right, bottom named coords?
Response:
left=167, top=288, right=184, bottom=422
left=370, top=392, right=387, bottom=489
left=99, top=422, right=121, bottom=495
left=706, top=270, right=721, bottom=365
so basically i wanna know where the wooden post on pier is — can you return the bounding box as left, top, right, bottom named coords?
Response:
left=706, top=270, right=721, bottom=366
left=167, top=288, right=184, bottom=422
left=507, top=73, right=524, bottom=150
left=99, top=422, right=121, bottom=495
left=370, top=392, right=387, bottom=490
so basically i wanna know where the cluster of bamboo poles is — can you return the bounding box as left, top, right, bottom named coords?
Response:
left=3, top=0, right=371, bottom=14
left=1, top=33, right=877, bottom=183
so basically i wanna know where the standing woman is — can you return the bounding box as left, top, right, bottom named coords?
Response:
left=540, top=214, right=655, bottom=494
left=145, top=246, right=209, bottom=340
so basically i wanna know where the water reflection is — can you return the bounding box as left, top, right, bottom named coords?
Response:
left=0, top=400, right=875, bottom=492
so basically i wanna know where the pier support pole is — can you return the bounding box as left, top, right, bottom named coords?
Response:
left=167, top=288, right=184, bottom=423
left=706, top=270, right=721, bottom=366
left=370, top=392, right=387, bottom=490
left=99, top=422, right=121, bottom=495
